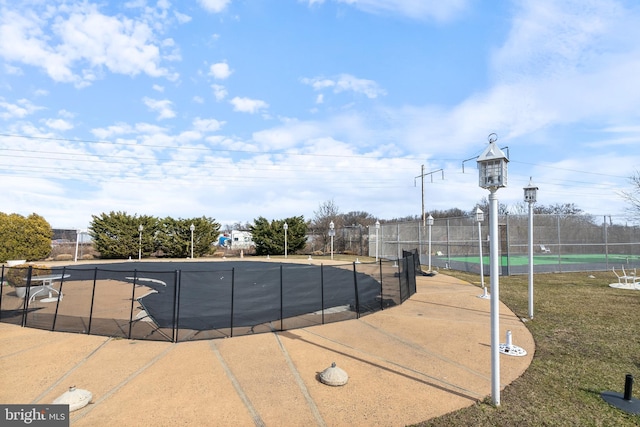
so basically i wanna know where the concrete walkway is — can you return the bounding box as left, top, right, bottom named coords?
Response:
left=0, top=273, right=534, bottom=426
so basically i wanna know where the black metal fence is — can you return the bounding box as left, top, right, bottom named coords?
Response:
left=0, top=254, right=418, bottom=343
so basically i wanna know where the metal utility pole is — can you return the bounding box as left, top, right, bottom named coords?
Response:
left=414, top=167, right=444, bottom=226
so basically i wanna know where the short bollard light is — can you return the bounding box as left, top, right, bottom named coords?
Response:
left=602, top=374, right=640, bottom=415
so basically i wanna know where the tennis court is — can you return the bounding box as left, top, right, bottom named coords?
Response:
left=438, top=253, right=640, bottom=275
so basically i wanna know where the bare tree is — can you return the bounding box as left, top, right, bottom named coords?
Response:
left=621, top=171, right=640, bottom=222
left=311, top=200, right=341, bottom=253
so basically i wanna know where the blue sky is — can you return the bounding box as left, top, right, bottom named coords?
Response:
left=1, top=0, right=640, bottom=229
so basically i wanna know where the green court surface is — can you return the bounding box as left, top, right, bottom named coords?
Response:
left=445, top=253, right=640, bottom=267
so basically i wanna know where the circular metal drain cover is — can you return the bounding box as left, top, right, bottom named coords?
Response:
left=319, top=362, right=348, bottom=386
left=53, top=386, right=92, bottom=412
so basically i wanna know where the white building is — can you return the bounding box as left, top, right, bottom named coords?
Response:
left=218, top=230, right=255, bottom=250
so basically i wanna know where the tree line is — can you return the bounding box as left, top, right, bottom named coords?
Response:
left=3, top=182, right=640, bottom=263
left=89, top=212, right=221, bottom=259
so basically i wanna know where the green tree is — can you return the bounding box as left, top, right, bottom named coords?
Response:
left=250, top=216, right=307, bottom=256
left=155, top=216, right=220, bottom=258
left=24, top=214, right=54, bottom=260
left=0, top=212, right=53, bottom=262
left=89, top=211, right=158, bottom=259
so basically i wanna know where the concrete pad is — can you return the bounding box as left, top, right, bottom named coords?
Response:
left=0, top=273, right=534, bottom=426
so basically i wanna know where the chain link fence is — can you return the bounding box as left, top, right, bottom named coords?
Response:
left=369, top=214, right=640, bottom=275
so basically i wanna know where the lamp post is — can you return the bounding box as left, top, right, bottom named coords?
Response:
left=476, top=208, right=489, bottom=299
left=375, top=220, right=380, bottom=262
left=329, top=221, right=335, bottom=260
left=524, top=177, right=538, bottom=319
left=189, top=223, right=195, bottom=259
left=74, top=229, right=81, bottom=262
left=477, top=132, right=509, bottom=406
left=283, top=222, right=288, bottom=258
left=138, top=224, right=143, bottom=261
left=426, top=214, right=434, bottom=272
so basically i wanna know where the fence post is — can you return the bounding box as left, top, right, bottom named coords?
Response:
left=230, top=268, right=235, bottom=337
left=87, top=268, right=98, bottom=335
left=446, top=219, right=451, bottom=266
left=557, top=214, right=562, bottom=272
left=320, top=264, right=325, bottom=324
left=280, top=264, right=284, bottom=331
left=0, top=265, right=4, bottom=319
left=172, top=270, right=180, bottom=343
left=604, top=216, right=609, bottom=269
left=127, top=270, right=138, bottom=339
left=379, top=259, right=384, bottom=311
left=505, top=213, right=511, bottom=276
left=352, top=262, right=360, bottom=318
left=418, top=223, right=422, bottom=267
left=21, top=266, right=33, bottom=327
left=51, top=266, right=66, bottom=332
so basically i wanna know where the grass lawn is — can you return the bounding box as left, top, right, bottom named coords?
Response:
left=414, top=270, right=640, bottom=426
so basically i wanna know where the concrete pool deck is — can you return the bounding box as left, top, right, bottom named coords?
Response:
left=0, top=271, right=534, bottom=426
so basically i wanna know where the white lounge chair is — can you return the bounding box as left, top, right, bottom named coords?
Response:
left=613, top=267, right=637, bottom=285
left=622, top=266, right=639, bottom=283
left=539, top=244, right=551, bottom=253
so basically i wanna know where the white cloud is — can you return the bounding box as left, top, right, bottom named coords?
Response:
left=143, top=97, right=176, bottom=120
left=230, top=97, right=269, bottom=114
left=0, top=3, right=174, bottom=87
left=211, top=84, right=228, bottom=101
left=209, top=62, right=233, bottom=79
left=152, top=84, right=165, bottom=92
left=0, top=98, right=42, bottom=120
left=491, top=0, right=625, bottom=83
left=176, top=130, right=202, bottom=144
left=193, top=117, right=224, bottom=132
left=91, top=123, right=134, bottom=139
left=43, top=118, right=74, bottom=131
left=302, top=74, right=386, bottom=99
left=307, top=0, right=470, bottom=21
left=197, top=0, right=231, bottom=13
left=252, top=121, right=322, bottom=150
left=174, top=11, right=192, bottom=24
left=4, top=64, right=22, bottom=75
left=58, top=109, right=75, bottom=119
left=161, top=38, right=181, bottom=62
